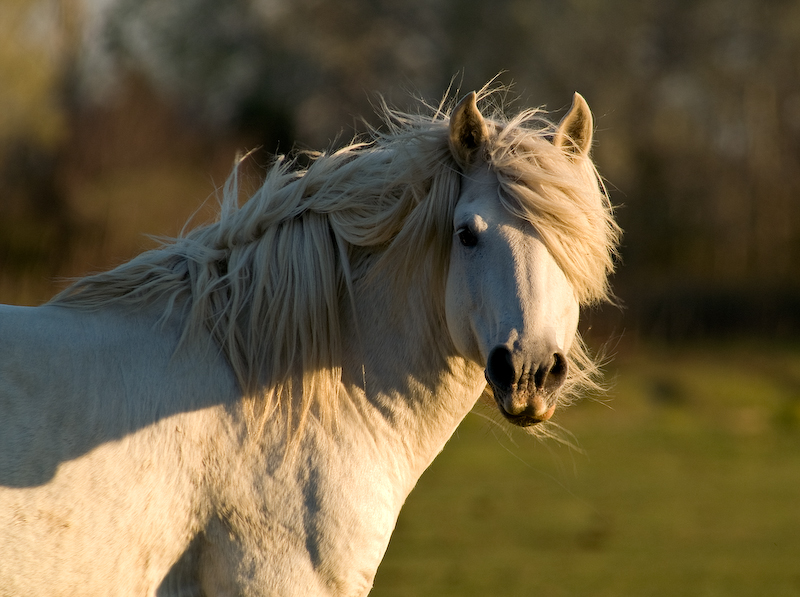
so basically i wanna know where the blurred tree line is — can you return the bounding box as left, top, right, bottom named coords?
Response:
left=2, top=0, right=800, bottom=338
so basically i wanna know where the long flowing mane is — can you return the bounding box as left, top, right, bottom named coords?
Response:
left=51, top=89, right=619, bottom=435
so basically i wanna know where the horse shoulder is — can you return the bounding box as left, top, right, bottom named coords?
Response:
left=185, top=395, right=409, bottom=596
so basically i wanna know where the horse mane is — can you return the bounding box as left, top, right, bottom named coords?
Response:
left=50, top=88, right=620, bottom=436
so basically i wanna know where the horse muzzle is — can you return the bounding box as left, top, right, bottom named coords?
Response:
left=484, top=345, right=567, bottom=426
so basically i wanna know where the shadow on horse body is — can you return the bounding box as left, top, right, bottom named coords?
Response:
left=0, top=89, right=618, bottom=596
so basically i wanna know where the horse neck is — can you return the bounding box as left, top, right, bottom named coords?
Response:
left=342, top=258, right=486, bottom=485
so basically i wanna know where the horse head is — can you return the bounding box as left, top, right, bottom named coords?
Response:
left=445, top=92, right=594, bottom=426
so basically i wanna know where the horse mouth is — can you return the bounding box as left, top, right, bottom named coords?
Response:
left=486, top=382, right=556, bottom=427
left=498, top=408, right=547, bottom=427
left=483, top=349, right=565, bottom=426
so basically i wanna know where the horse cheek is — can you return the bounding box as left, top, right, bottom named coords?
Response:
left=445, top=257, right=483, bottom=365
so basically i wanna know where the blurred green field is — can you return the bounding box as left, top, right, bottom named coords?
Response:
left=371, top=342, right=800, bottom=596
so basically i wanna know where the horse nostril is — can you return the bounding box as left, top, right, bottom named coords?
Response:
left=486, top=346, right=516, bottom=392
left=534, top=352, right=568, bottom=393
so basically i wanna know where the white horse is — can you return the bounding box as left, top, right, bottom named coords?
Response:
left=0, top=90, right=618, bottom=596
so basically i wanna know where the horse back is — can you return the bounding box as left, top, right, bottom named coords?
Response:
left=0, top=304, right=170, bottom=483
left=0, top=303, right=236, bottom=595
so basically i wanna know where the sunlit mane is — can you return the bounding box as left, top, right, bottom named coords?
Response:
left=51, top=89, right=619, bottom=434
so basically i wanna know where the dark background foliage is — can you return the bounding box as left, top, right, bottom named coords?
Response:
left=3, top=0, right=800, bottom=340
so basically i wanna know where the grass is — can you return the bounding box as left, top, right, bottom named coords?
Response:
left=370, top=341, right=800, bottom=596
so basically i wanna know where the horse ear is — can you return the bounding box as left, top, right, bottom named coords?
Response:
left=554, top=92, right=593, bottom=156
left=449, top=92, right=489, bottom=167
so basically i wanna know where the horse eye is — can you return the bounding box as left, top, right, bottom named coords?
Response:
left=456, top=226, right=479, bottom=248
